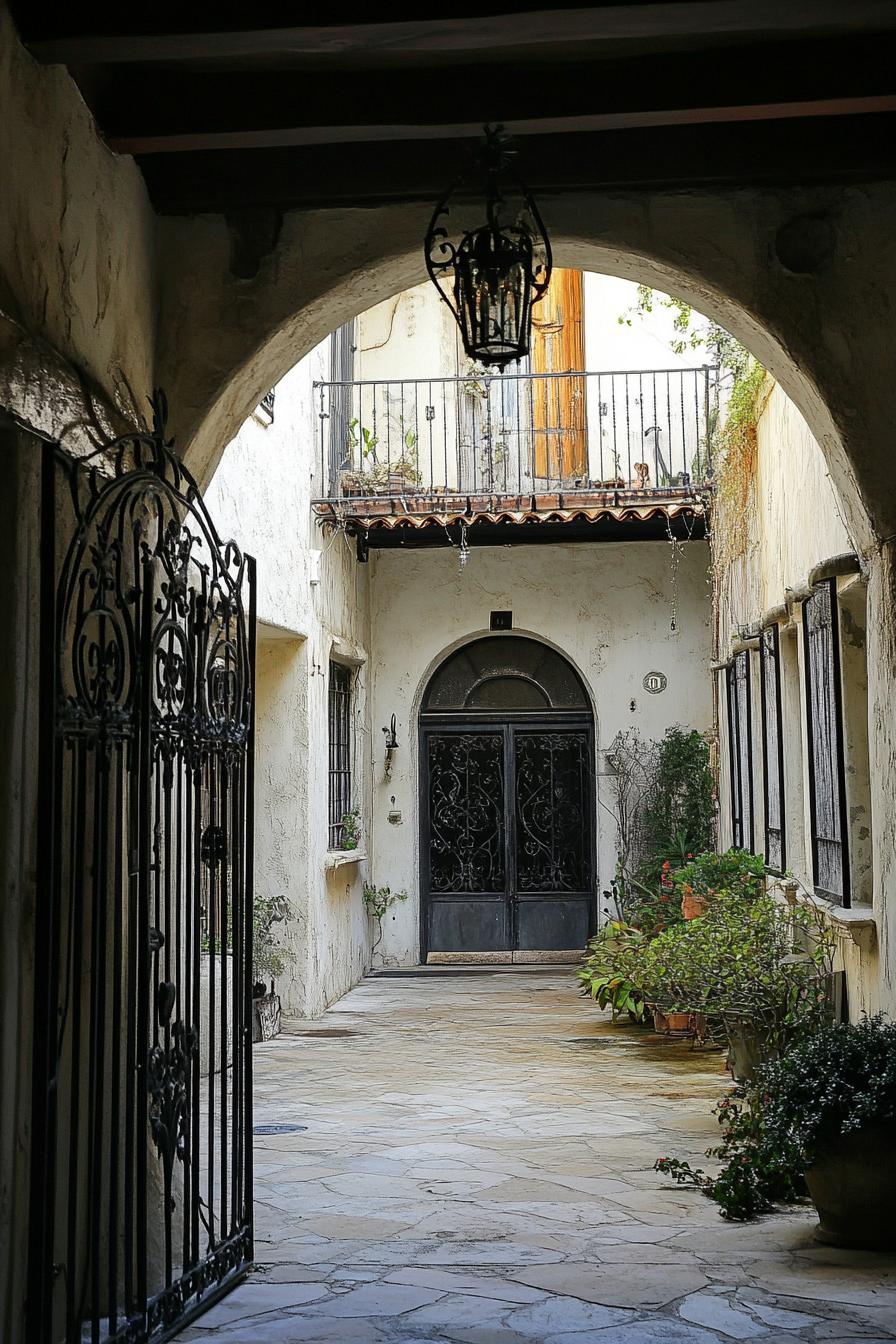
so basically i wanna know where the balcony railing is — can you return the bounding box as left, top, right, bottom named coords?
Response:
left=314, top=366, right=713, bottom=506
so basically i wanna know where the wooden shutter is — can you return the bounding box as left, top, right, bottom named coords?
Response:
left=760, top=625, right=786, bottom=871
left=804, top=580, right=849, bottom=903
left=727, top=652, right=754, bottom=851
left=530, top=269, right=586, bottom=482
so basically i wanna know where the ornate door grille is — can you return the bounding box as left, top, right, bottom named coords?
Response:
left=803, top=579, right=849, bottom=904
left=759, top=625, right=786, bottom=872
left=29, top=396, right=256, bottom=1343
left=726, top=651, right=754, bottom=851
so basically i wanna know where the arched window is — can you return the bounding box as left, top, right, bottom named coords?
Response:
left=421, top=635, right=589, bottom=714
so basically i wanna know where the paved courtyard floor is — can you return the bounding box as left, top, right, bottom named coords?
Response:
left=180, top=970, right=896, bottom=1344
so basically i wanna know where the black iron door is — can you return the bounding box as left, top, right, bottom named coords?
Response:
left=29, top=395, right=256, bottom=1344
left=422, top=720, right=593, bottom=955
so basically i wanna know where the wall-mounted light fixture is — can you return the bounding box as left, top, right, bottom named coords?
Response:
left=424, top=124, right=552, bottom=369
left=382, top=715, right=399, bottom=778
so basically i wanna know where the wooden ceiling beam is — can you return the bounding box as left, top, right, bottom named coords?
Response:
left=88, top=37, right=896, bottom=153
left=110, top=99, right=896, bottom=157
left=136, top=114, right=896, bottom=214
left=17, top=1, right=896, bottom=65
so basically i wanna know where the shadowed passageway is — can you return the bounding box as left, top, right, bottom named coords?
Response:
left=179, top=972, right=896, bottom=1343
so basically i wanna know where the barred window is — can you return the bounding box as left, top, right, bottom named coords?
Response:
left=804, top=580, right=849, bottom=904
left=328, top=662, right=353, bottom=849
left=726, top=651, right=754, bottom=852
left=760, top=625, right=786, bottom=872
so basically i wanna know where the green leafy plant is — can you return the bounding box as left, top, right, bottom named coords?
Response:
left=641, top=728, right=714, bottom=869
left=656, top=1082, right=805, bottom=1221
left=620, top=727, right=714, bottom=925
left=254, top=893, right=289, bottom=986
left=347, top=418, right=380, bottom=462
left=671, top=848, right=766, bottom=905
left=656, top=1017, right=896, bottom=1221
left=577, top=921, right=650, bottom=1021
left=363, top=883, right=408, bottom=954
left=340, top=808, right=361, bottom=851
left=618, top=891, right=834, bottom=1049
left=342, top=421, right=421, bottom=494
left=759, top=1016, right=896, bottom=1166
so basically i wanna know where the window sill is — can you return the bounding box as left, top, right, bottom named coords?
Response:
left=325, top=850, right=367, bottom=872
left=767, top=875, right=877, bottom=953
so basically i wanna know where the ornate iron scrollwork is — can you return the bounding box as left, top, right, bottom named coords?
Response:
left=31, top=389, right=255, bottom=1344
left=428, top=733, right=505, bottom=892
left=148, top=1015, right=198, bottom=1211
left=515, top=732, right=589, bottom=892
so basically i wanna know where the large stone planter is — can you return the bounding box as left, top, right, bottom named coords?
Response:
left=805, top=1123, right=896, bottom=1249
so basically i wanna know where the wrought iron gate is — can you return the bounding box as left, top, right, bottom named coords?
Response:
left=29, top=395, right=256, bottom=1343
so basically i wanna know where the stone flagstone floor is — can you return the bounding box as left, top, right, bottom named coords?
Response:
left=179, top=970, right=896, bottom=1343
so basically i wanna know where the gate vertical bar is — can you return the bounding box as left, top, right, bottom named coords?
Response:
left=27, top=442, right=61, bottom=1343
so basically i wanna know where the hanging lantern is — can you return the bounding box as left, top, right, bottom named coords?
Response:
left=424, top=124, right=552, bottom=369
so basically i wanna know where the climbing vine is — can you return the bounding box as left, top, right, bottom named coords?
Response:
left=617, top=285, right=770, bottom=579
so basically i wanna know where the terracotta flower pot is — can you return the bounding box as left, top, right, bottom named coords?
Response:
left=681, top=893, right=707, bottom=920
left=805, top=1123, right=896, bottom=1249
left=652, top=1008, right=669, bottom=1033
left=664, top=1011, right=692, bottom=1034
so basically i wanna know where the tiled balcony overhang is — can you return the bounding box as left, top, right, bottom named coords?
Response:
left=313, top=488, right=708, bottom=554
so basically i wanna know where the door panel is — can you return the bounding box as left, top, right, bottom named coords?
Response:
left=422, top=722, right=593, bottom=956
left=530, top=268, right=587, bottom=482
left=425, top=730, right=510, bottom=952
left=513, top=729, right=592, bottom=950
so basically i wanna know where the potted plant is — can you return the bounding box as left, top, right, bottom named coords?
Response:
left=252, top=893, right=288, bottom=1042
left=343, top=419, right=422, bottom=496
left=759, top=1018, right=896, bottom=1249
left=615, top=888, right=834, bottom=1074
left=577, top=920, right=650, bottom=1022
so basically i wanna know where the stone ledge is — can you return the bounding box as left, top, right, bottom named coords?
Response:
left=768, top=875, right=877, bottom=953
left=325, top=849, right=367, bottom=872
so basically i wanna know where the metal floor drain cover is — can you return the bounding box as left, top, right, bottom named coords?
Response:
left=253, top=1123, right=308, bottom=1135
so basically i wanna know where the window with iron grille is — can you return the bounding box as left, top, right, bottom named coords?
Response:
left=726, top=651, right=754, bottom=851
left=760, top=625, right=786, bottom=872
left=804, top=579, right=850, bottom=904
left=328, top=661, right=353, bottom=849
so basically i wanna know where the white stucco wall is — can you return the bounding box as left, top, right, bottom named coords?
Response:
left=205, top=346, right=373, bottom=1018
left=713, top=379, right=879, bottom=1017
left=366, top=540, right=713, bottom=966
left=717, top=379, right=856, bottom=656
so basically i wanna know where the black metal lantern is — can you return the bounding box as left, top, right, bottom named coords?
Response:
left=424, top=125, right=552, bottom=369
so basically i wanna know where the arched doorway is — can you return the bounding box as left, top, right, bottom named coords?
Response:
left=419, top=636, right=595, bottom=960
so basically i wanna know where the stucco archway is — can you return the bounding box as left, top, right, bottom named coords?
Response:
left=160, top=182, right=896, bottom=555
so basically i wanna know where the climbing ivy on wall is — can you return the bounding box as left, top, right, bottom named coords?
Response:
left=618, top=285, right=770, bottom=570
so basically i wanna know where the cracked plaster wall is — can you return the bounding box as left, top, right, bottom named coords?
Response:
left=0, top=12, right=157, bottom=435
